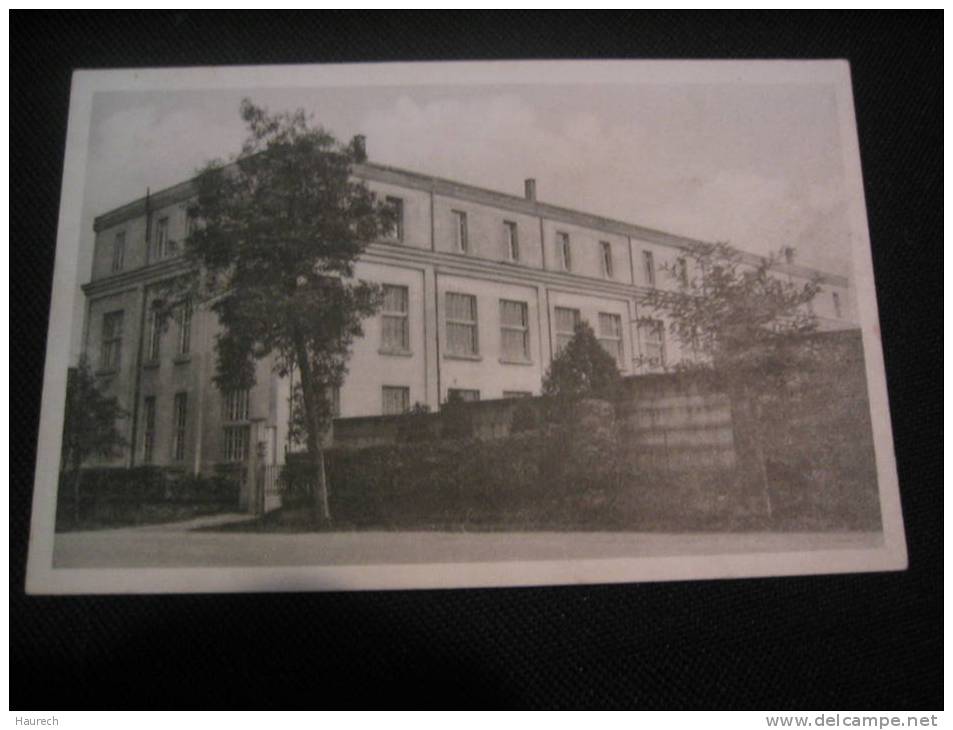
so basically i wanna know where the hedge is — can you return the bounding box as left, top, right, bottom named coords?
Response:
left=56, top=466, right=240, bottom=530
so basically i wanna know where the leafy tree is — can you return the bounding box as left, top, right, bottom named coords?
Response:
left=542, top=320, right=623, bottom=403
left=641, top=241, right=822, bottom=517
left=183, top=99, right=393, bottom=523
left=60, top=356, right=127, bottom=524
left=641, top=241, right=820, bottom=378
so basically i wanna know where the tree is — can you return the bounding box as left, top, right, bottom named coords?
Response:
left=60, top=356, right=127, bottom=524
left=542, top=320, right=622, bottom=403
left=640, top=241, right=821, bottom=517
left=541, top=321, right=624, bottom=492
left=183, top=99, right=393, bottom=523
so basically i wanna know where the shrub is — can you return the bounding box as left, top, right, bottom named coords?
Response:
left=55, top=466, right=240, bottom=530
left=510, top=399, right=540, bottom=433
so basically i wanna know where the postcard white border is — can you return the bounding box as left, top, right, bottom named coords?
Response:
left=25, top=60, right=907, bottom=594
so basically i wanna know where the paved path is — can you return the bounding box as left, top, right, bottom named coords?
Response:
left=52, top=527, right=883, bottom=569
left=126, top=512, right=256, bottom=532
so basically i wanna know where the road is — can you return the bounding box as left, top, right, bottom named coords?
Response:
left=52, top=520, right=883, bottom=569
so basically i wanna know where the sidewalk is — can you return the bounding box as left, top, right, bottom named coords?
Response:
left=126, top=512, right=256, bottom=532
left=52, top=527, right=884, bottom=569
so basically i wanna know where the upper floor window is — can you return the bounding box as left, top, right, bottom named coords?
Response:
left=832, top=291, right=843, bottom=319
left=150, top=216, right=171, bottom=262
left=503, top=221, right=519, bottom=261
left=453, top=210, right=469, bottom=253
left=146, top=308, right=161, bottom=362
left=642, top=250, right=656, bottom=287
left=445, top=292, right=479, bottom=357
left=676, top=257, right=689, bottom=288
left=382, top=385, right=410, bottom=416
left=557, top=232, right=572, bottom=271
left=500, top=299, right=530, bottom=363
left=639, top=319, right=666, bottom=370
left=554, top=306, right=580, bottom=354
left=384, top=197, right=404, bottom=241
left=176, top=299, right=192, bottom=357
left=598, top=312, right=624, bottom=366
left=172, top=392, right=188, bottom=462
left=111, top=231, right=126, bottom=273
left=100, top=310, right=124, bottom=371
left=223, top=387, right=250, bottom=423
left=600, top=241, right=614, bottom=279
left=381, top=284, right=410, bottom=353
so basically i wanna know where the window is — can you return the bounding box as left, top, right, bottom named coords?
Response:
left=327, top=386, right=341, bottom=418
left=384, top=197, right=404, bottom=241
left=223, top=426, right=249, bottom=463
left=556, top=232, right=571, bottom=271
left=151, top=217, right=170, bottom=261
left=600, top=241, right=614, bottom=278
left=222, top=388, right=250, bottom=462
left=504, top=221, right=519, bottom=261
left=176, top=300, right=192, bottom=356
left=142, top=396, right=156, bottom=464
left=503, top=391, right=532, bottom=399
left=676, top=257, right=689, bottom=288
left=598, top=313, right=624, bottom=366
left=380, top=284, right=410, bottom=353
left=783, top=247, right=795, bottom=265
left=146, top=308, right=161, bottom=362
left=172, top=392, right=188, bottom=461
left=100, top=311, right=124, bottom=371
left=642, top=250, right=656, bottom=287
left=448, top=389, right=480, bottom=402
left=382, top=385, right=410, bottom=415
left=499, top=299, right=530, bottom=362
left=453, top=210, right=468, bottom=253
left=639, top=319, right=666, bottom=369
left=111, top=231, right=125, bottom=273
left=832, top=291, right=843, bottom=319
left=223, top=388, right=250, bottom=422
left=445, top=292, right=479, bottom=357
left=554, top=306, right=580, bottom=354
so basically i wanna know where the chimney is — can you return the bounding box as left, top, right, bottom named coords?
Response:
left=351, top=134, right=367, bottom=163
left=524, top=178, right=537, bottom=202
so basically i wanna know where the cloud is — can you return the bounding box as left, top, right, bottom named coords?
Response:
left=359, top=93, right=850, bottom=273
left=85, top=103, right=244, bottom=217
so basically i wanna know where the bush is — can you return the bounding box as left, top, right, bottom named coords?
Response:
left=320, top=425, right=634, bottom=529
left=56, top=466, right=240, bottom=530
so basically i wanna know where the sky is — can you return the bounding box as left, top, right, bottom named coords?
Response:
left=74, top=81, right=851, bottom=358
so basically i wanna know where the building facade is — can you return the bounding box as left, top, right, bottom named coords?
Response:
left=81, top=160, right=856, bottom=476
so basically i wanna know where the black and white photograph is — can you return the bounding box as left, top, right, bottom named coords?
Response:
left=25, top=59, right=906, bottom=594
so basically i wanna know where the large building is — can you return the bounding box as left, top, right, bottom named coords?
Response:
left=82, top=159, right=855, bottom=477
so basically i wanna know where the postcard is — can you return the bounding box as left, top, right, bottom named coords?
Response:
left=26, top=60, right=906, bottom=593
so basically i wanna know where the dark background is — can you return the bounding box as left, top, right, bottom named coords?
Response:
left=11, top=12, right=942, bottom=709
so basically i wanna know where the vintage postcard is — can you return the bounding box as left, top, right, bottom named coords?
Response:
left=26, top=60, right=906, bottom=594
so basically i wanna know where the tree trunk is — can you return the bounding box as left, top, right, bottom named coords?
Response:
left=293, top=342, right=332, bottom=525
left=303, top=395, right=331, bottom=524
